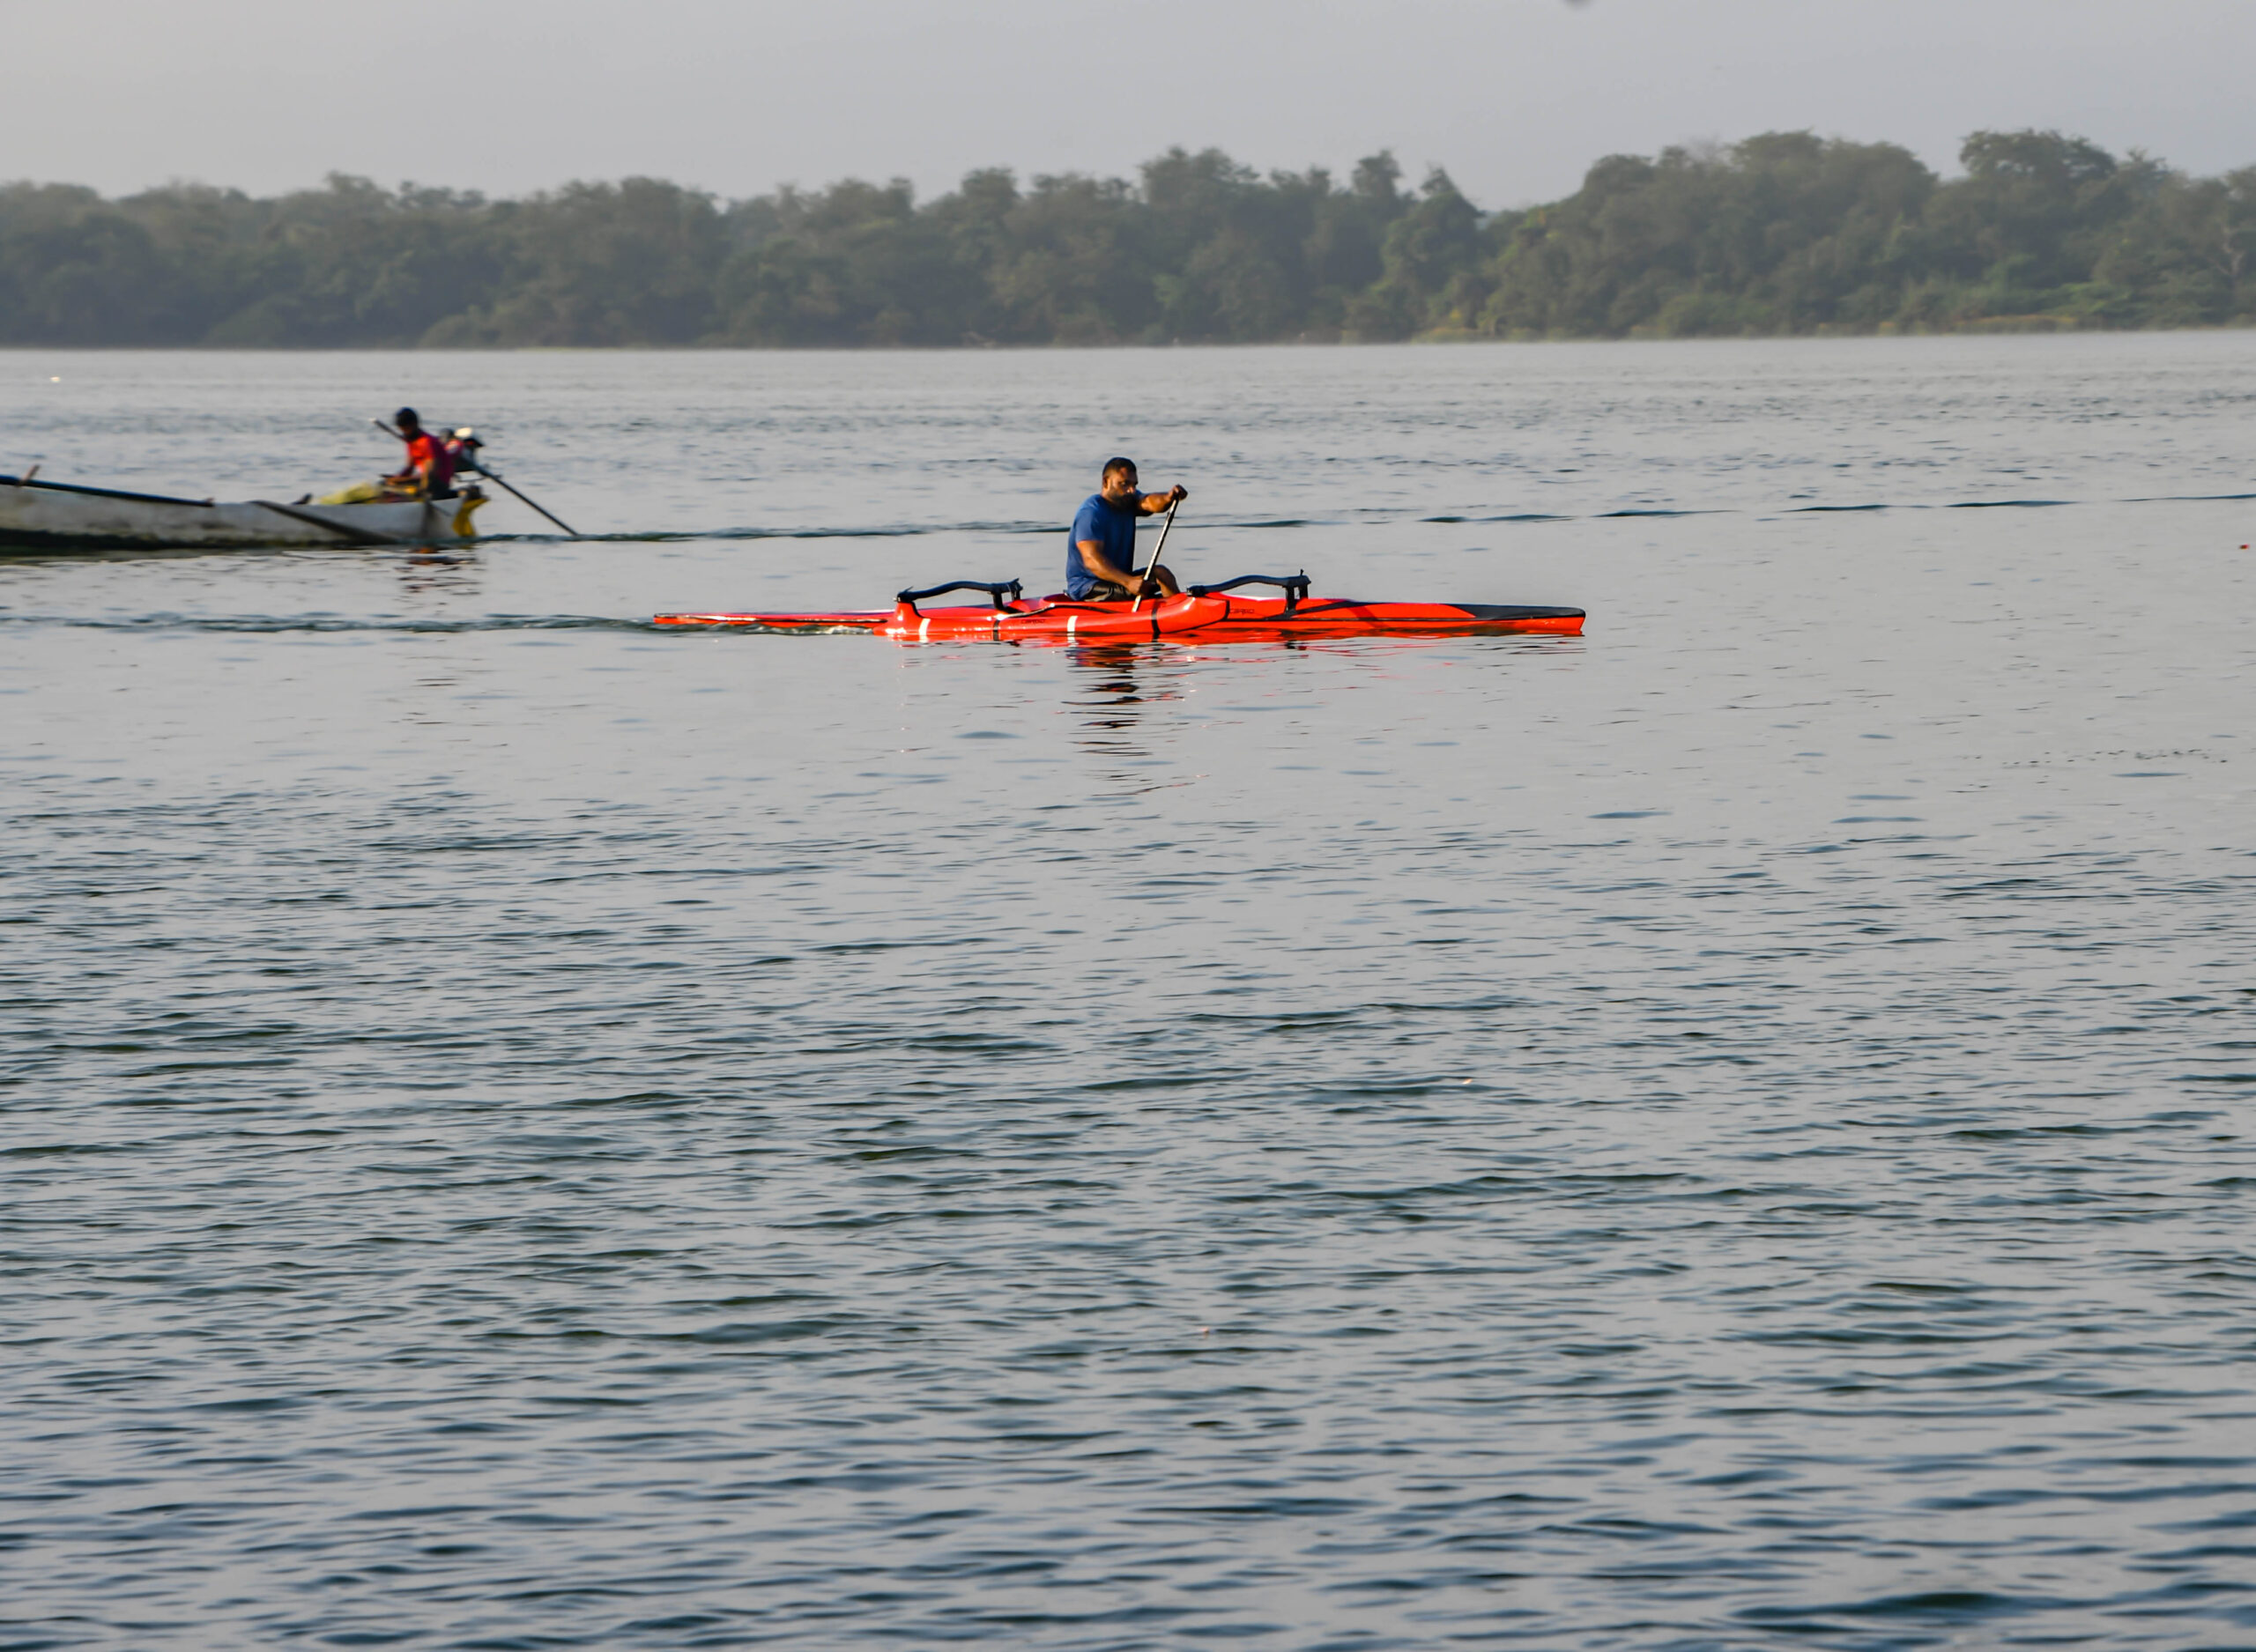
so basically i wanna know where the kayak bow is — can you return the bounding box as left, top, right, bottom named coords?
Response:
left=657, top=574, right=1584, bottom=641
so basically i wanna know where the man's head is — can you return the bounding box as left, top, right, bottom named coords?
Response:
left=396, top=407, right=422, bottom=433
left=1100, top=456, right=1139, bottom=501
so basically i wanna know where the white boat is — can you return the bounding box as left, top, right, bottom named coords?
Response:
left=0, top=473, right=490, bottom=552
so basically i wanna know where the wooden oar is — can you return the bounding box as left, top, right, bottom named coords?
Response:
left=372, top=419, right=580, bottom=537
left=1130, top=497, right=1183, bottom=615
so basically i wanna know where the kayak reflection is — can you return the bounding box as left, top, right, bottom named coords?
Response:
left=1065, top=643, right=1198, bottom=781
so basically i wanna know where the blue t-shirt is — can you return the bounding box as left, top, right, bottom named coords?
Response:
left=1065, top=492, right=1139, bottom=598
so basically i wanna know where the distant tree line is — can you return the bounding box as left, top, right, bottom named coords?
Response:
left=5, top=130, right=2254, bottom=346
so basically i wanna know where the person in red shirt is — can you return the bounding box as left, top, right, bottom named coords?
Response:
left=385, top=408, right=456, bottom=499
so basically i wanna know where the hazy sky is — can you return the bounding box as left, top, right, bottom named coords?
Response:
left=7, top=0, right=2255, bottom=207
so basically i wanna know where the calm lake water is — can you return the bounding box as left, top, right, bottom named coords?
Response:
left=4, top=337, right=2254, bottom=1649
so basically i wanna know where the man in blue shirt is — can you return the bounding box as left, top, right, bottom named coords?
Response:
left=1065, top=457, right=1191, bottom=600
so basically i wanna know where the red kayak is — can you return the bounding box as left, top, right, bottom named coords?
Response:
left=656, top=574, right=1584, bottom=641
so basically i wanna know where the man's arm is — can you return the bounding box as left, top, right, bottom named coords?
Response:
left=1076, top=538, right=1146, bottom=590
left=1137, top=485, right=1188, bottom=516
left=387, top=438, right=434, bottom=485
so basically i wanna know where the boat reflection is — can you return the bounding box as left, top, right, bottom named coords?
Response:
left=395, top=544, right=478, bottom=597
left=1062, top=643, right=1206, bottom=787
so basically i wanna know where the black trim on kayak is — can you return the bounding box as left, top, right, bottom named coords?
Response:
left=1449, top=604, right=1586, bottom=621
left=896, top=578, right=1023, bottom=614
left=1, top=474, right=218, bottom=508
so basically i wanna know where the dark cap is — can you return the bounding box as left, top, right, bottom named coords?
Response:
left=395, top=407, right=420, bottom=427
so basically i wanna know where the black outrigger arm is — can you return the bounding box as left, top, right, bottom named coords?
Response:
left=894, top=579, right=1023, bottom=615
left=1187, top=573, right=1312, bottom=615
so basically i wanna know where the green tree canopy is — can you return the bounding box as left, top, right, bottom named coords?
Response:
left=3, top=131, right=2250, bottom=346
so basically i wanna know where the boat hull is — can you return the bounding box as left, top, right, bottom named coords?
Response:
left=655, top=593, right=1586, bottom=641
left=0, top=478, right=486, bottom=552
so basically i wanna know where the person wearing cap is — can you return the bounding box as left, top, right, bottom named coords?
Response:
left=385, top=408, right=456, bottom=500
left=1065, top=457, right=1189, bottom=600
left=442, top=427, right=484, bottom=478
